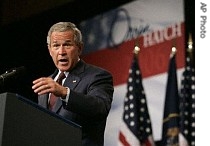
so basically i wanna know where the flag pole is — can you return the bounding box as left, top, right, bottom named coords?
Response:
left=118, top=38, right=155, bottom=146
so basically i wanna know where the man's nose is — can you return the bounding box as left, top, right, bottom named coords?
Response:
left=58, top=46, right=66, bottom=54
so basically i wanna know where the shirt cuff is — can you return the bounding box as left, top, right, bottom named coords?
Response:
left=60, top=87, right=70, bottom=103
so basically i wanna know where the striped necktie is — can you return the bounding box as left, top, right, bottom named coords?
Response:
left=49, top=72, right=66, bottom=110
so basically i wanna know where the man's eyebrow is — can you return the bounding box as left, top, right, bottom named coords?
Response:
left=52, top=40, right=72, bottom=43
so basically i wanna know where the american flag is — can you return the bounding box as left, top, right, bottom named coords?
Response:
left=179, top=36, right=195, bottom=146
left=161, top=49, right=180, bottom=146
left=118, top=49, right=155, bottom=146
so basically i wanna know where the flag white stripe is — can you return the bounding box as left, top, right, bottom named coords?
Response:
left=179, top=133, right=189, bottom=146
left=118, top=121, right=141, bottom=146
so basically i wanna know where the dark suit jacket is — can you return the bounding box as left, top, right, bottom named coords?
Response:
left=38, top=60, right=114, bottom=146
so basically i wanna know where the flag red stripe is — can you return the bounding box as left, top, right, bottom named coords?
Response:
left=143, top=138, right=152, bottom=146
left=119, top=131, right=131, bottom=146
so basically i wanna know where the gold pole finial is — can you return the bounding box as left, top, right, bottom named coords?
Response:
left=188, top=33, right=193, bottom=52
left=170, top=46, right=177, bottom=57
left=133, top=45, right=140, bottom=55
left=187, top=33, right=194, bottom=65
left=133, top=39, right=140, bottom=55
left=170, top=39, right=177, bottom=57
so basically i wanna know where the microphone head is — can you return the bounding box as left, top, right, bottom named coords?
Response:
left=12, top=66, right=26, bottom=76
left=5, top=66, right=26, bottom=79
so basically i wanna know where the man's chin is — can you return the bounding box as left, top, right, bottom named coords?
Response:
left=57, top=65, right=69, bottom=72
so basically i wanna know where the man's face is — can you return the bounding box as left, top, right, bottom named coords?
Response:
left=48, top=31, right=82, bottom=72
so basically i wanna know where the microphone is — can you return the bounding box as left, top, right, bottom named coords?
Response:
left=0, top=66, right=26, bottom=86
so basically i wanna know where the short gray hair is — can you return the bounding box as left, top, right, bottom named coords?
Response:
left=47, top=22, right=83, bottom=46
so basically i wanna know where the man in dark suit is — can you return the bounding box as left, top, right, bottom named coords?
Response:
left=32, top=22, right=114, bottom=146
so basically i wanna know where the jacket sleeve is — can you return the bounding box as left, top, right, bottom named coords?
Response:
left=65, top=69, right=114, bottom=119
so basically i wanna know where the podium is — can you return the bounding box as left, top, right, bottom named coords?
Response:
left=0, top=92, right=82, bottom=146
